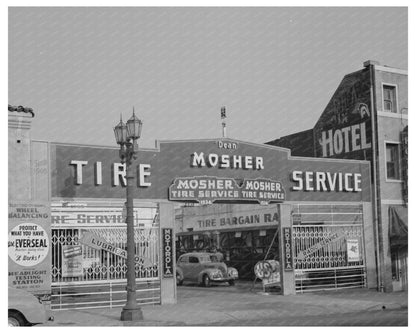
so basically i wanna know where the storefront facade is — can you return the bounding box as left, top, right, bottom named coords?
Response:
left=9, top=107, right=376, bottom=308
left=268, top=60, right=408, bottom=292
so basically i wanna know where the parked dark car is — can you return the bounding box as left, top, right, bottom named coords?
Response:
left=176, top=252, right=238, bottom=287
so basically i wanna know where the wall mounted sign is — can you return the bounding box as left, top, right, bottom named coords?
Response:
left=313, top=70, right=372, bottom=160
left=283, top=227, right=294, bottom=271
left=79, top=231, right=152, bottom=267
left=169, top=176, right=285, bottom=205
left=162, top=228, right=174, bottom=278
left=295, top=232, right=345, bottom=260
left=8, top=201, right=51, bottom=297
left=61, top=245, right=83, bottom=278
left=347, top=238, right=360, bottom=262
left=49, top=138, right=371, bottom=203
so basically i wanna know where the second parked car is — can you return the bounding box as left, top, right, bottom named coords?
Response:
left=176, top=252, right=238, bottom=287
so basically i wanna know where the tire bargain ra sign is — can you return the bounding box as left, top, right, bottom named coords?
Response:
left=162, top=228, right=173, bottom=277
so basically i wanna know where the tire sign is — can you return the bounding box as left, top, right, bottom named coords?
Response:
left=162, top=228, right=173, bottom=277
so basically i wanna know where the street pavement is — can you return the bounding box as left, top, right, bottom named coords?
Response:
left=40, top=281, right=408, bottom=326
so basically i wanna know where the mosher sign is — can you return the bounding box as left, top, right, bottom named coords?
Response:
left=50, top=139, right=371, bottom=203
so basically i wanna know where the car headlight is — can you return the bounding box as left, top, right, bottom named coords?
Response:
left=227, top=268, right=238, bottom=278
left=209, top=269, right=223, bottom=278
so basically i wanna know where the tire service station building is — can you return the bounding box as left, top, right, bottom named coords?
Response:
left=9, top=109, right=376, bottom=310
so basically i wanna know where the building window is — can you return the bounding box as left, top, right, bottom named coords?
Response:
left=386, top=143, right=400, bottom=180
left=383, top=85, right=397, bottom=113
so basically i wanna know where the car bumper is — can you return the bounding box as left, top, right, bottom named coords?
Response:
left=210, top=276, right=237, bottom=282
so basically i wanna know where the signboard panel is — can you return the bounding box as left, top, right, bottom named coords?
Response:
left=283, top=227, right=294, bottom=271
left=8, top=201, right=51, bottom=297
left=79, top=231, right=153, bottom=267
left=169, top=176, right=285, bottom=205
left=347, top=238, right=360, bottom=262
left=182, top=204, right=279, bottom=232
left=162, top=228, right=174, bottom=277
left=51, top=139, right=371, bottom=203
left=313, top=70, right=372, bottom=160
left=61, top=245, right=83, bottom=277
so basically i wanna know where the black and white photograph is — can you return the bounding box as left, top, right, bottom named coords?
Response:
left=6, top=2, right=410, bottom=327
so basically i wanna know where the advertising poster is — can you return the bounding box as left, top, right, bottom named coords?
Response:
left=347, top=239, right=360, bottom=262
left=62, top=245, right=83, bottom=278
left=8, top=201, right=51, bottom=297
left=254, top=260, right=280, bottom=287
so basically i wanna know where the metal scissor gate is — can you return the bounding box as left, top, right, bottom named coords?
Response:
left=291, top=204, right=367, bottom=293
left=50, top=203, right=161, bottom=310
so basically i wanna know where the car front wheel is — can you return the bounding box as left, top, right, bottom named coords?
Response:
left=203, top=274, right=211, bottom=287
left=8, top=311, right=26, bottom=326
left=228, top=280, right=235, bottom=286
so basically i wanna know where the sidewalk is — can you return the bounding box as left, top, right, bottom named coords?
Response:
left=41, top=286, right=408, bottom=326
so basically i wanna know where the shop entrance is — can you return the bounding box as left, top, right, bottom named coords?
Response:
left=50, top=202, right=161, bottom=310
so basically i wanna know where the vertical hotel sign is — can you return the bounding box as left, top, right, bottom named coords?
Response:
left=8, top=201, right=51, bottom=297
left=283, top=227, right=294, bottom=271
left=162, top=228, right=173, bottom=278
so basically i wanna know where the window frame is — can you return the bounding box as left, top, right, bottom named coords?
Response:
left=384, top=141, right=402, bottom=182
left=381, top=83, right=399, bottom=113
left=189, top=256, right=199, bottom=264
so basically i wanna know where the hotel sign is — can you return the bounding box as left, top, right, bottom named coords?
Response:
left=169, top=176, right=285, bottom=205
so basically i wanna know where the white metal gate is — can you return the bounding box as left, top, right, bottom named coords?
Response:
left=292, top=204, right=367, bottom=293
left=50, top=203, right=161, bottom=310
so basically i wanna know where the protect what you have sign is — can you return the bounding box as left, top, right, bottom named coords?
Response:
left=8, top=201, right=51, bottom=296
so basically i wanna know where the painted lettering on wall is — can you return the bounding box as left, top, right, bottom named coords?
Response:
left=69, top=160, right=152, bottom=187
left=191, top=152, right=264, bottom=170
left=291, top=171, right=362, bottom=192
left=319, top=121, right=371, bottom=157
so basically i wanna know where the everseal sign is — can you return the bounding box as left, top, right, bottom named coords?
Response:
left=8, top=201, right=51, bottom=297
left=162, top=228, right=173, bottom=278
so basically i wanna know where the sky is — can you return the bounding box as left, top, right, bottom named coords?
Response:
left=8, top=6, right=408, bottom=149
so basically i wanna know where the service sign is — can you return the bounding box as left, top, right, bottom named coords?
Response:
left=169, top=176, right=285, bottom=205
left=50, top=138, right=371, bottom=203
left=162, top=228, right=174, bottom=277
left=8, top=201, right=51, bottom=296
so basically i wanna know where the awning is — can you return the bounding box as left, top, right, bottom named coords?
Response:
left=388, top=206, right=408, bottom=248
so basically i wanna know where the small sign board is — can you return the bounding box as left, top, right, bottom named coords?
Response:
left=62, top=245, right=83, bottom=277
left=347, top=238, right=360, bottom=262
left=254, top=260, right=280, bottom=287
left=162, top=228, right=174, bottom=277
left=283, top=227, right=294, bottom=271
left=169, top=176, right=285, bottom=205
left=8, top=201, right=51, bottom=297
left=79, top=231, right=152, bottom=267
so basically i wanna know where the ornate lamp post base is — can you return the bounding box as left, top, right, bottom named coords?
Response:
left=120, top=307, right=144, bottom=321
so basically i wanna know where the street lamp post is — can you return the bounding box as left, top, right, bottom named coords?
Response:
left=113, top=109, right=143, bottom=321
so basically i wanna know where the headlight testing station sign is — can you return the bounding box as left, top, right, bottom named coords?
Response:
left=8, top=201, right=51, bottom=296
